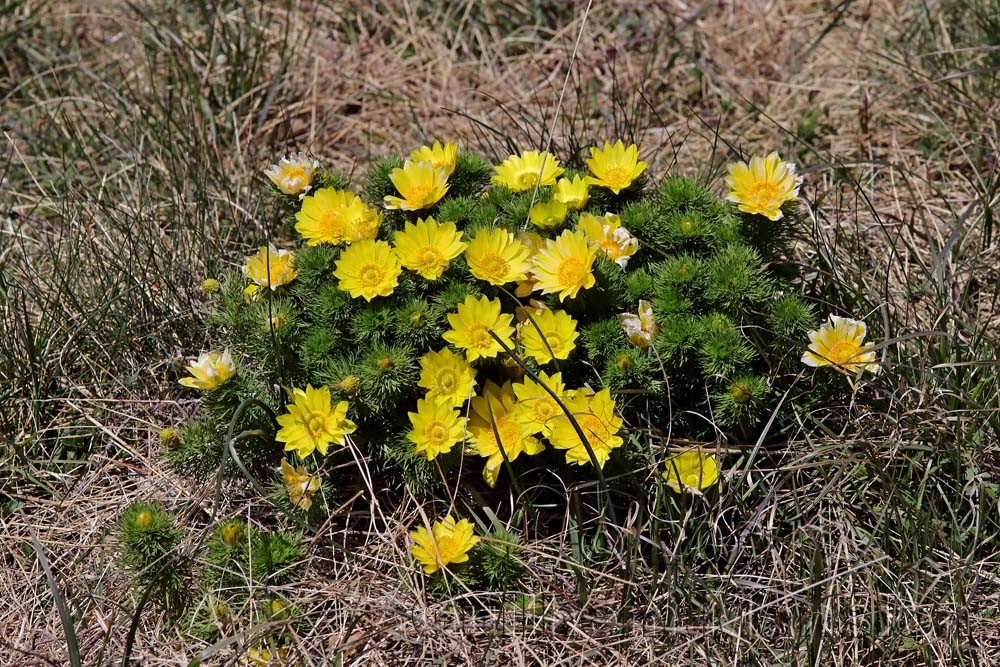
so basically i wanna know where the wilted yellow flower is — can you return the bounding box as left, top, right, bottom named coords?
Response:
left=275, top=385, right=357, bottom=458
left=512, top=370, right=570, bottom=437
left=469, top=381, right=544, bottom=487
left=384, top=160, right=449, bottom=211
left=264, top=152, right=319, bottom=197
left=585, top=141, right=647, bottom=194
left=418, top=347, right=477, bottom=407
left=531, top=229, right=598, bottom=301
left=410, top=141, right=458, bottom=177
left=333, top=239, right=402, bottom=301
left=662, top=449, right=720, bottom=493
left=179, top=349, right=236, bottom=390
left=409, top=515, right=480, bottom=574
left=491, top=150, right=564, bottom=191
left=247, top=646, right=294, bottom=666
left=393, top=217, right=466, bottom=281
left=518, top=307, right=578, bottom=365
left=280, top=458, right=321, bottom=510
left=577, top=212, right=638, bottom=268
left=295, top=188, right=380, bottom=246
left=725, top=151, right=802, bottom=221
left=801, top=314, right=880, bottom=375
left=244, top=246, right=297, bottom=290
left=548, top=388, right=623, bottom=468
left=618, top=300, right=659, bottom=349
left=443, top=295, right=516, bottom=362
left=528, top=200, right=568, bottom=230
left=406, top=398, right=467, bottom=460
left=465, top=227, right=531, bottom=285
left=553, top=175, right=589, bottom=210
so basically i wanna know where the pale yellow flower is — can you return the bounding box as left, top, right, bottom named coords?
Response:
left=264, top=152, right=319, bottom=197
left=801, top=314, right=880, bottom=375
left=178, top=349, right=236, bottom=390
left=577, top=212, right=638, bottom=268
left=618, top=300, right=659, bottom=349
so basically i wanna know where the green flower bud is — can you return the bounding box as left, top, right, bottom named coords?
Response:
left=134, top=511, right=154, bottom=530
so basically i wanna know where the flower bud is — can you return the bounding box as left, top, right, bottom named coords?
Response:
left=730, top=381, right=752, bottom=404
left=409, top=311, right=426, bottom=329
left=201, top=278, right=221, bottom=293
left=376, top=355, right=394, bottom=371
left=221, top=522, right=244, bottom=546
left=615, top=354, right=634, bottom=372
left=159, top=427, right=179, bottom=446
left=267, top=598, right=289, bottom=621
left=134, top=511, right=154, bottom=530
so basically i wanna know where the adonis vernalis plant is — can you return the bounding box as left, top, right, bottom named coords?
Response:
left=170, top=140, right=857, bottom=556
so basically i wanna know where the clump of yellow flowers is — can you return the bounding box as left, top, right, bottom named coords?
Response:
left=174, top=136, right=835, bottom=588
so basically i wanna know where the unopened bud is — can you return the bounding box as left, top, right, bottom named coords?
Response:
left=201, top=278, right=221, bottom=294
left=134, top=511, right=154, bottom=530
left=221, top=522, right=244, bottom=546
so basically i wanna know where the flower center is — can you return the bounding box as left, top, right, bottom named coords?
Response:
left=318, top=209, right=346, bottom=239
left=544, top=332, right=563, bottom=350
left=359, top=264, right=385, bottom=288
left=515, top=169, right=540, bottom=189
left=438, top=370, right=457, bottom=392
left=434, top=535, right=459, bottom=561
left=601, top=166, right=632, bottom=189
left=405, top=183, right=434, bottom=203
left=825, top=340, right=861, bottom=365
left=305, top=412, right=328, bottom=438
left=428, top=422, right=448, bottom=444
left=418, top=246, right=444, bottom=268
left=574, top=414, right=607, bottom=446
left=490, top=419, right=522, bottom=454
left=281, top=166, right=308, bottom=186
left=478, top=253, right=510, bottom=282
left=746, top=181, right=780, bottom=210
left=535, top=399, right=555, bottom=420
left=469, top=324, right=494, bottom=350
left=556, top=257, right=585, bottom=286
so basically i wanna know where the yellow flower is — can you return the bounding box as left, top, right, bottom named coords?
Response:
left=280, top=458, right=321, bottom=510
left=409, top=515, right=480, bottom=574
left=528, top=200, right=568, bottom=230
left=585, top=141, right=647, bottom=194
left=243, top=284, right=261, bottom=303
left=725, top=151, right=802, bottom=221
left=201, top=278, right=221, bottom=293
left=577, top=212, right=638, bottom=268
left=531, top=229, right=598, bottom=301
left=243, top=245, right=297, bottom=290
left=247, top=646, right=294, bottom=666
left=275, top=385, right=357, bottom=457
left=410, top=141, right=458, bottom=177
left=518, top=307, right=578, bottom=365
left=469, top=381, right=544, bottom=487
left=801, top=314, right=880, bottom=375
left=418, top=347, right=477, bottom=407
left=333, top=239, right=402, bottom=301
left=512, top=371, right=571, bottom=437
left=384, top=160, right=449, bottom=211
left=393, top=217, right=466, bottom=280
left=491, top=150, right=564, bottom=191
left=443, top=295, right=516, bottom=362
left=179, top=349, right=236, bottom=390
left=264, top=152, right=319, bottom=197
left=514, top=232, right=544, bottom=297
left=618, top=300, right=659, bottom=349
left=553, top=175, right=589, bottom=210
left=295, top=188, right=380, bottom=246
left=406, top=398, right=467, bottom=460
left=662, top=449, right=720, bottom=493
left=548, top=388, right=623, bottom=468
left=465, top=227, right=531, bottom=285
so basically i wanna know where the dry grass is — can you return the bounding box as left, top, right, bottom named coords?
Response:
left=2, top=0, right=999, bottom=664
